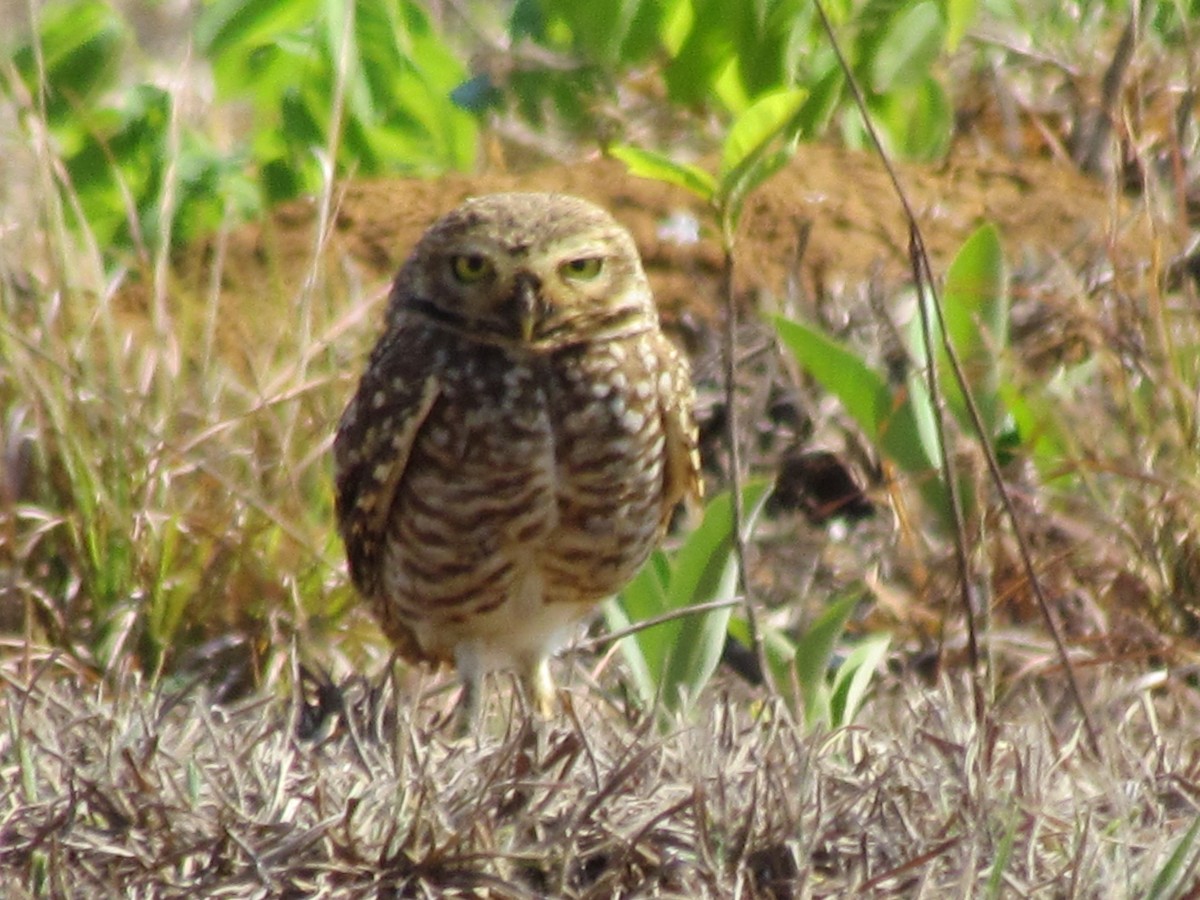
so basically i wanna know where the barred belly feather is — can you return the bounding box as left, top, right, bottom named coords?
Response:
left=377, top=332, right=669, bottom=663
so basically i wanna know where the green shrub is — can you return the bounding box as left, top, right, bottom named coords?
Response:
left=6, top=0, right=476, bottom=264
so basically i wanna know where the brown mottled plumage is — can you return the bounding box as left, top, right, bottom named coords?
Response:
left=334, top=193, right=700, bottom=717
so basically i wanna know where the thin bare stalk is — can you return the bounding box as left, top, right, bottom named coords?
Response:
left=575, top=597, right=744, bottom=651
left=908, top=237, right=986, bottom=730
left=813, top=0, right=1101, bottom=756
left=719, top=237, right=775, bottom=697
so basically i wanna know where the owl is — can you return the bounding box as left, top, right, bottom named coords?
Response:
left=333, top=192, right=700, bottom=721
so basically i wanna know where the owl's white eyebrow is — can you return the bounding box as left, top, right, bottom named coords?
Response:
left=554, top=240, right=610, bottom=258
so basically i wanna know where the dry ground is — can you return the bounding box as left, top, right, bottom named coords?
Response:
left=2, top=648, right=1198, bottom=897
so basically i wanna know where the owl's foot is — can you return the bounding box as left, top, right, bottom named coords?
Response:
left=447, top=680, right=473, bottom=737
left=450, top=645, right=556, bottom=733
left=518, top=655, right=555, bottom=719
left=451, top=644, right=485, bottom=736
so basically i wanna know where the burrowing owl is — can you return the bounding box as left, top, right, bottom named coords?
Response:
left=334, top=192, right=700, bottom=718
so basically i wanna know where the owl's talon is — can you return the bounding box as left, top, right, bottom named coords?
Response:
left=519, top=657, right=556, bottom=719
left=451, top=680, right=479, bottom=737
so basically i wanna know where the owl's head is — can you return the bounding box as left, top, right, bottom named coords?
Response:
left=391, top=193, right=657, bottom=350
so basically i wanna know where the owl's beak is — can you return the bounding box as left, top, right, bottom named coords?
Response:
left=513, top=272, right=543, bottom=343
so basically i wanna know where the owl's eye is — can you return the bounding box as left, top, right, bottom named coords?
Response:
left=559, top=257, right=603, bottom=281
left=450, top=254, right=493, bottom=283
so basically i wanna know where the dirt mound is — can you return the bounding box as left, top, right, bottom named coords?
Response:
left=180, top=142, right=1151, bottom=341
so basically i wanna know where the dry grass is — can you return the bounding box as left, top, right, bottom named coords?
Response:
left=2, top=648, right=1197, bottom=897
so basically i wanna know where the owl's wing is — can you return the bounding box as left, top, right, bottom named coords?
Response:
left=333, top=326, right=440, bottom=598
left=656, top=335, right=703, bottom=522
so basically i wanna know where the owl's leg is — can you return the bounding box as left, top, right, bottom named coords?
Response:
left=517, top=654, right=555, bottom=718
left=453, top=643, right=485, bottom=735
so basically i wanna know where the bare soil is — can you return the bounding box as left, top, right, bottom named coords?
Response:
left=174, top=142, right=1155, bottom=353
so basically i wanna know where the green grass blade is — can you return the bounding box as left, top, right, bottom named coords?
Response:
left=984, top=803, right=1019, bottom=899
left=1147, top=815, right=1200, bottom=900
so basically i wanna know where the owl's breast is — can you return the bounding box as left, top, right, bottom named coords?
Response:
left=381, top=333, right=669, bottom=635
left=538, top=334, right=671, bottom=597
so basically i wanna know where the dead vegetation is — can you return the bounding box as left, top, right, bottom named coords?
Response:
left=2, top=647, right=1197, bottom=898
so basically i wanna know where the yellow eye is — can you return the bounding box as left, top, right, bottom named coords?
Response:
left=560, top=257, right=603, bottom=281
left=450, top=254, right=493, bottom=283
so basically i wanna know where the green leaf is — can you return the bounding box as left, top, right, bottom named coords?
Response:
left=603, top=593, right=657, bottom=706
left=14, top=0, right=126, bottom=122
left=660, top=481, right=770, bottom=711
left=546, top=0, right=655, bottom=66
left=198, top=0, right=320, bottom=59
left=726, top=615, right=797, bottom=690
left=939, top=222, right=1009, bottom=437
left=944, top=0, right=979, bottom=51
left=869, top=76, right=953, bottom=161
left=660, top=559, right=736, bottom=712
left=718, top=87, right=808, bottom=180
left=794, top=68, right=845, bottom=140
left=771, top=315, right=895, bottom=445
left=200, top=0, right=475, bottom=202
left=509, top=0, right=545, bottom=42
left=773, top=314, right=950, bottom=521
left=732, top=0, right=809, bottom=99
left=828, top=633, right=889, bottom=727
left=792, top=589, right=862, bottom=724
left=999, top=373, right=1073, bottom=482
left=869, top=1, right=945, bottom=93
left=712, top=85, right=810, bottom=242
left=612, top=481, right=770, bottom=721
left=608, top=145, right=716, bottom=200
left=662, top=0, right=736, bottom=106
left=608, top=550, right=672, bottom=701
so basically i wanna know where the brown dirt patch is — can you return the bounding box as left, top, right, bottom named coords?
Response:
left=175, top=141, right=1155, bottom=353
